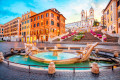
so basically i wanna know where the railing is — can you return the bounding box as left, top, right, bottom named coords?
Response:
left=5, top=59, right=120, bottom=74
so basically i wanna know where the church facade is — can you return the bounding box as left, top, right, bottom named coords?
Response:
left=66, top=7, right=94, bottom=29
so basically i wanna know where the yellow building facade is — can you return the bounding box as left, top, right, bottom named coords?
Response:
left=117, top=0, right=120, bottom=35
left=104, top=0, right=119, bottom=34
left=21, top=10, right=36, bottom=42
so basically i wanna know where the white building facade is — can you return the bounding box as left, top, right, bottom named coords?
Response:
left=66, top=7, right=94, bottom=29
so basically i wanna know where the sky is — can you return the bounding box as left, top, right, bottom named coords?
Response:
left=0, top=0, right=109, bottom=25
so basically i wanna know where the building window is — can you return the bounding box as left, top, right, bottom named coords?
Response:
left=22, top=32, right=23, bottom=35
left=57, top=16, right=59, bottom=20
left=46, top=13, right=49, bottom=17
left=25, top=26, right=26, bottom=29
left=34, top=17, right=36, bottom=21
left=25, top=16, right=26, bottom=19
left=22, top=22, right=24, bottom=25
left=27, top=20, right=29, bottom=23
left=25, top=21, right=26, bottom=24
left=111, top=15, right=112, bottom=21
left=31, top=19, right=32, bottom=22
left=53, top=29, right=54, bottom=32
left=51, top=20, right=54, bottom=25
left=2, top=32, right=3, bottom=34
left=46, top=21, right=48, bottom=25
left=41, top=22, right=43, bottom=26
left=28, top=15, right=29, bottom=18
left=57, top=23, right=59, bottom=27
left=37, top=23, right=39, bottom=27
left=34, top=24, right=36, bottom=27
left=111, top=6, right=112, bottom=11
left=51, top=13, right=54, bottom=17
left=37, top=16, right=40, bottom=20
left=117, top=1, right=119, bottom=7
left=118, top=12, right=120, bottom=18
left=31, top=25, right=32, bottom=28
left=41, top=15, right=43, bottom=19
left=2, top=29, right=3, bottom=31
left=107, top=10, right=109, bottom=15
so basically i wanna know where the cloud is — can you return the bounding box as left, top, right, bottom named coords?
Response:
left=0, top=16, right=17, bottom=24
left=61, top=0, right=109, bottom=24
left=0, top=0, right=109, bottom=24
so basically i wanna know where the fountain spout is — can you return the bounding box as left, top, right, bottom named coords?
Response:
left=54, top=46, right=58, bottom=49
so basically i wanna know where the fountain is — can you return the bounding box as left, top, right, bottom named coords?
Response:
left=49, top=46, right=63, bottom=56
left=27, top=42, right=100, bottom=64
left=8, top=42, right=117, bottom=71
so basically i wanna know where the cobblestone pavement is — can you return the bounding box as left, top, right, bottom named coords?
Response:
left=0, top=42, right=120, bottom=80
left=0, top=63, right=120, bottom=80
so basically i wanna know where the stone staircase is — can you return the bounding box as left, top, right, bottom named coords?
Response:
left=80, top=33, right=101, bottom=42
left=94, top=30, right=119, bottom=42
left=63, top=36, right=75, bottom=41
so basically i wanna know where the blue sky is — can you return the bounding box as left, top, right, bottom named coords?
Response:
left=0, top=0, right=109, bottom=24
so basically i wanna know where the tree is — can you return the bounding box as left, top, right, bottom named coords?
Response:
left=93, top=20, right=99, bottom=27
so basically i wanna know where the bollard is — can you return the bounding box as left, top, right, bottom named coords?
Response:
left=48, top=62, right=55, bottom=74
left=10, top=48, right=14, bottom=53
left=80, top=47, right=83, bottom=50
left=68, top=47, right=70, bottom=50
left=102, top=34, right=107, bottom=42
left=114, top=51, right=119, bottom=58
left=95, top=49, right=99, bottom=54
left=0, top=52, right=4, bottom=62
left=44, top=47, right=47, bottom=51
left=91, top=62, right=99, bottom=74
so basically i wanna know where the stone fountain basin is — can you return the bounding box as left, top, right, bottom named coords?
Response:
left=29, top=52, right=80, bottom=64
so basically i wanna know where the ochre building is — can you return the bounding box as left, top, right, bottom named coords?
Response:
left=30, top=8, right=66, bottom=42
left=103, top=0, right=120, bottom=35
left=3, top=17, right=21, bottom=41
